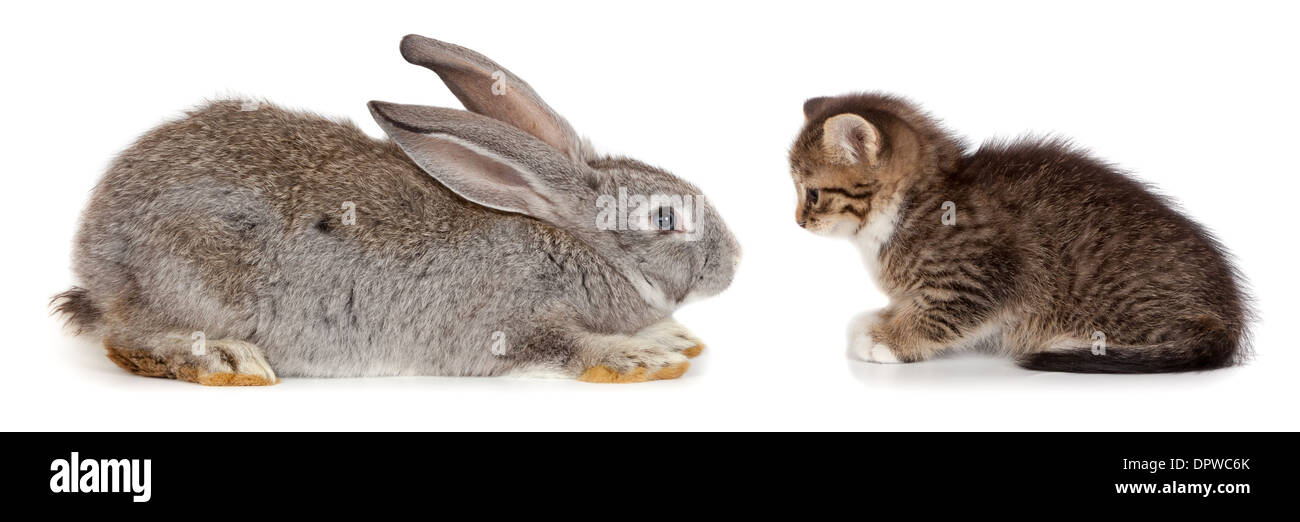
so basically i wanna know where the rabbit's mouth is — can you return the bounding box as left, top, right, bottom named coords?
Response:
left=679, top=249, right=739, bottom=305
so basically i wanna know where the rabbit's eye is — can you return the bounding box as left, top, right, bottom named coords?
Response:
left=807, top=188, right=820, bottom=205
left=654, top=206, right=677, bottom=231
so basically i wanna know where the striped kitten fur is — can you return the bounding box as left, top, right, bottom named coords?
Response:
left=790, top=93, right=1249, bottom=373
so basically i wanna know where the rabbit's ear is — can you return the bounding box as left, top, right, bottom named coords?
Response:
left=369, top=101, right=588, bottom=225
left=399, top=34, right=589, bottom=163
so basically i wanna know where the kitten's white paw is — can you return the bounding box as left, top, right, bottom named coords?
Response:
left=847, top=310, right=902, bottom=364
left=863, top=342, right=904, bottom=363
left=850, top=332, right=902, bottom=364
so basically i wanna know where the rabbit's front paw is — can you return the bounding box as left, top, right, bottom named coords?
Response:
left=848, top=310, right=901, bottom=364
left=577, top=335, right=693, bottom=384
left=633, top=318, right=706, bottom=358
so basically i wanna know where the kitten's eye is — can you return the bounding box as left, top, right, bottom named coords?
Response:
left=807, top=188, right=820, bottom=204
left=654, top=206, right=676, bottom=231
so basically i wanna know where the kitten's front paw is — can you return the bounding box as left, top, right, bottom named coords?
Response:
left=847, top=310, right=902, bottom=364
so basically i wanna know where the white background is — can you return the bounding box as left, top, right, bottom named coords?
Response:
left=3, top=1, right=1296, bottom=431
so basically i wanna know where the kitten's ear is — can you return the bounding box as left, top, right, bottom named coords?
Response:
left=803, top=97, right=831, bottom=120
left=821, top=113, right=882, bottom=166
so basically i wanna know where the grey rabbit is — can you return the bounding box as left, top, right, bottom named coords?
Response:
left=54, top=35, right=741, bottom=385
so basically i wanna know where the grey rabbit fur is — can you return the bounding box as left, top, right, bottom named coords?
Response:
left=54, top=35, right=741, bottom=385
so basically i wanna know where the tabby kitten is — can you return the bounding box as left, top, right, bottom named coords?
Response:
left=789, top=93, right=1248, bottom=373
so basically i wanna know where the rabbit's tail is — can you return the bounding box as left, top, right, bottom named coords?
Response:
left=51, top=286, right=102, bottom=335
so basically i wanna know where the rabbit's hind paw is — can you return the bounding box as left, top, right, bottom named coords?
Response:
left=192, top=339, right=278, bottom=386
left=105, top=336, right=278, bottom=387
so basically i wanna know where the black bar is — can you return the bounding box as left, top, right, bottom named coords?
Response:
left=3, top=432, right=1290, bottom=510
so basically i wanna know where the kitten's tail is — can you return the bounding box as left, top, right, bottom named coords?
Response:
left=1016, top=318, right=1245, bottom=374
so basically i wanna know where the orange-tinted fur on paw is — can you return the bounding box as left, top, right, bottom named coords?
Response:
left=104, top=342, right=277, bottom=386
left=682, top=344, right=704, bottom=358
left=105, top=344, right=203, bottom=383
left=197, top=372, right=277, bottom=387
left=577, top=361, right=690, bottom=383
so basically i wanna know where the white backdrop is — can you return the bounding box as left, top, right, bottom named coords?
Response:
left=3, top=0, right=1296, bottom=430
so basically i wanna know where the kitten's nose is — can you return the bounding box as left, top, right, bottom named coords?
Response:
left=797, top=218, right=808, bottom=228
